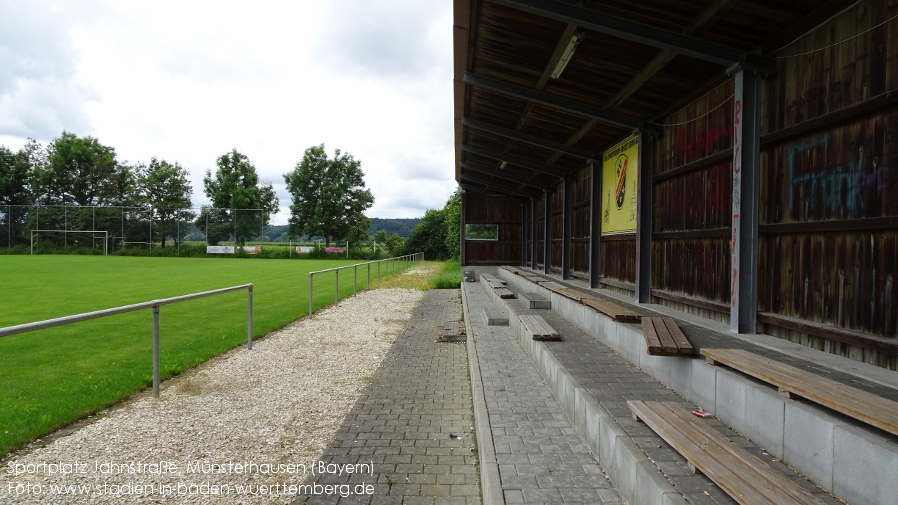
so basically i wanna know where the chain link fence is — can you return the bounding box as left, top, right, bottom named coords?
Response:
left=0, top=205, right=277, bottom=253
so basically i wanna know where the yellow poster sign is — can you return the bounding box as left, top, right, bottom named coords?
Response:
left=601, top=134, right=639, bottom=235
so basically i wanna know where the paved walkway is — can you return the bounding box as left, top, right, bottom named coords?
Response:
left=463, top=283, right=622, bottom=505
left=292, top=290, right=479, bottom=505
left=293, top=274, right=882, bottom=505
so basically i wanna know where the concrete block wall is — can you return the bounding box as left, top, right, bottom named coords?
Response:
left=495, top=268, right=898, bottom=505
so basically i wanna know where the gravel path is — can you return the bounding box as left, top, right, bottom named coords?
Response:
left=1, top=288, right=426, bottom=504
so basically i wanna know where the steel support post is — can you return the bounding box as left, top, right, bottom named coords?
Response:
left=589, top=160, right=603, bottom=288
left=531, top=198, right=538, bottom=270
left=543, top=189, right=552, bottom=274
left=152, top=304, right=161, bottom=397
left=247, top=286, right=253, bottom=350
left=562, top=178, right=572, bottom=279
left=729, top=64, right=762, bottom=333
left=635, top=131, right=654, bottom=303
left=309, top=274, right=314, bottom=316
left=519, top=206, right=526, bottom=266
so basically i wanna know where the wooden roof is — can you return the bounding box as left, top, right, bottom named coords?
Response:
left=453, top=0, right=851, bottom=198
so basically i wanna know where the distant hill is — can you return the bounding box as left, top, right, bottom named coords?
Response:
left=260, top=218, right=422, bottom=242
left=368, top=218, right=421, bottom=237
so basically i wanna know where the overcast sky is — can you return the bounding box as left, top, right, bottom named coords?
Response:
left=0, top=0, right=456, bottom=224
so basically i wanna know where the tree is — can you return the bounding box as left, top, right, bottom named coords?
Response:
left=284, top=144, right=374, bottom=247
left=385, top=232, right=404, bottom=257
left=0, top=143, right=35, bottom=246
left=443, top=188, right=461, bottom=258
left=373, top=229, right=388, bottom=257
left=34, top=131, right=120, bottom=206
left=404, top=208, right=450, bottom=260
left=347, top=214, right=371, bottom=247
left=0, top=146, right=31, bottom=207
left=200, top=149, right=278, bottom=246
left=138, top=157, right=194, bottom=247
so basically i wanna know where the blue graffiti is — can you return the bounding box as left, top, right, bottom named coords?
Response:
left=788, top=136, right=889, bottom=218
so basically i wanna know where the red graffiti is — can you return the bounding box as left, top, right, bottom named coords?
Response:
left=731, top=213, right=739, bottom=251
left=674, top=123, right=734, bottom=162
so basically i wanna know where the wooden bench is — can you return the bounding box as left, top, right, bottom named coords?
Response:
left=519, top=314, right=560, bottom=341
left=701, top=348, right=898, bottom=437
left=641, top=316, right=693, bottom=356
left=538, top=281, right=565, bottom=292
left=580, top=297, right=641, bottom=322
left=480, top=272, right=506, bottom=285
left=629, top=400, right=828, bottom=505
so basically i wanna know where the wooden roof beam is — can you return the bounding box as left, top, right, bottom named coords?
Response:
left=485, top=0, right=774, bottom=73
left=462, top=118, right=595, bottom=159
left=461, top=161, right=555, bottom=192
left=461, top=143, right=574, bottom=181
left=464, top=73, right=663, bottom=135
left=459, top=175, right=541, bottom=198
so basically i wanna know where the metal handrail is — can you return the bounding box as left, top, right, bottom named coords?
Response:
left=0, top=284, right=254, bottom=396
left=308, top=252, right=424, bottom=316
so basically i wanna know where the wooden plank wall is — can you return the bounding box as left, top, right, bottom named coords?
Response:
left=647, top=0, right=898, bottom=366
left=653, top=80, right=734, bottom=318
left=571, top=168, right=591, bottom=277
left=758, top=0, right=898, bottom=367
left=462, top=190, right=523, bottom=265
left=551, top=179, right=564, bottom=273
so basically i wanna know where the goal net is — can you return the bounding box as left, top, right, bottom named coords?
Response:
left=31, top=230, right=109, bottom=255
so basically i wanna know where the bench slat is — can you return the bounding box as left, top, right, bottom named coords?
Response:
left=629, top=401, right=828, bottom=505
left=663, top=317, right=694, bottom=355
left=581, top=297, right=641, bottom=322
left=701, top=348, right=898, bottom=437
left=652, top=318, right=680, bottom=354
left=641, top=317, right=693, bottom=356
left=481, top=273, right=506, bottom=285
left=519, top=314, right=560, bottom=341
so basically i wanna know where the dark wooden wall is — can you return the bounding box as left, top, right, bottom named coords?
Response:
left=462, top=0, right=898, bottom=368
left=755, top=0, right=898, bottom=366
left=461, top=190, right=522, bottom=265
left=653, top=81, right=734, bottom=315
left=571, top=169, right=591, bottom=277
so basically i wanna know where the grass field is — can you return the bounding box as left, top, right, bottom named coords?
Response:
left=0, top=255, right=437, bottom=456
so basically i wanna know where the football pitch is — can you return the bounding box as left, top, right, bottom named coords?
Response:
left=0, top=255, right=397, bottom=456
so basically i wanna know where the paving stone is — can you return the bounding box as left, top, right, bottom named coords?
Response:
left=463, top=282, right=623, bottom=505
left=292, top=290, right=477, bottom=505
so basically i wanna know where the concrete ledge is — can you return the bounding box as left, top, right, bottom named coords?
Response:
left=495, top=267, right=898, bottom=505
left=497, top=291, right=688, bottom=505
left=482, top=307, right=508, bottom=326
left=460, top=286, right=503, bottom=505
left=519, top=292, right=551, bottom=309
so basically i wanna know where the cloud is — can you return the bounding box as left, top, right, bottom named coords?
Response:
left=0, top=1, right=97, bottom=139
left=0, top=0, right=457, bottom=222
left=314, top=0, right=451, bottom=80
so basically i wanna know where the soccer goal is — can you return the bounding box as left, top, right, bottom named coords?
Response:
left=31, top=230, right=109, bottom=255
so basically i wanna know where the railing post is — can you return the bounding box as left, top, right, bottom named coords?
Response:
left=309, top=273, right=313, bottom=317
left=367, top=263, right=371, bottom=289
left=354, top=265, right=358, bottom=294
left=335, top=269, right=340, bottom=304
left=247, top=285, right=253, bottom=350
left=152, top=304, right=161, bottom=397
